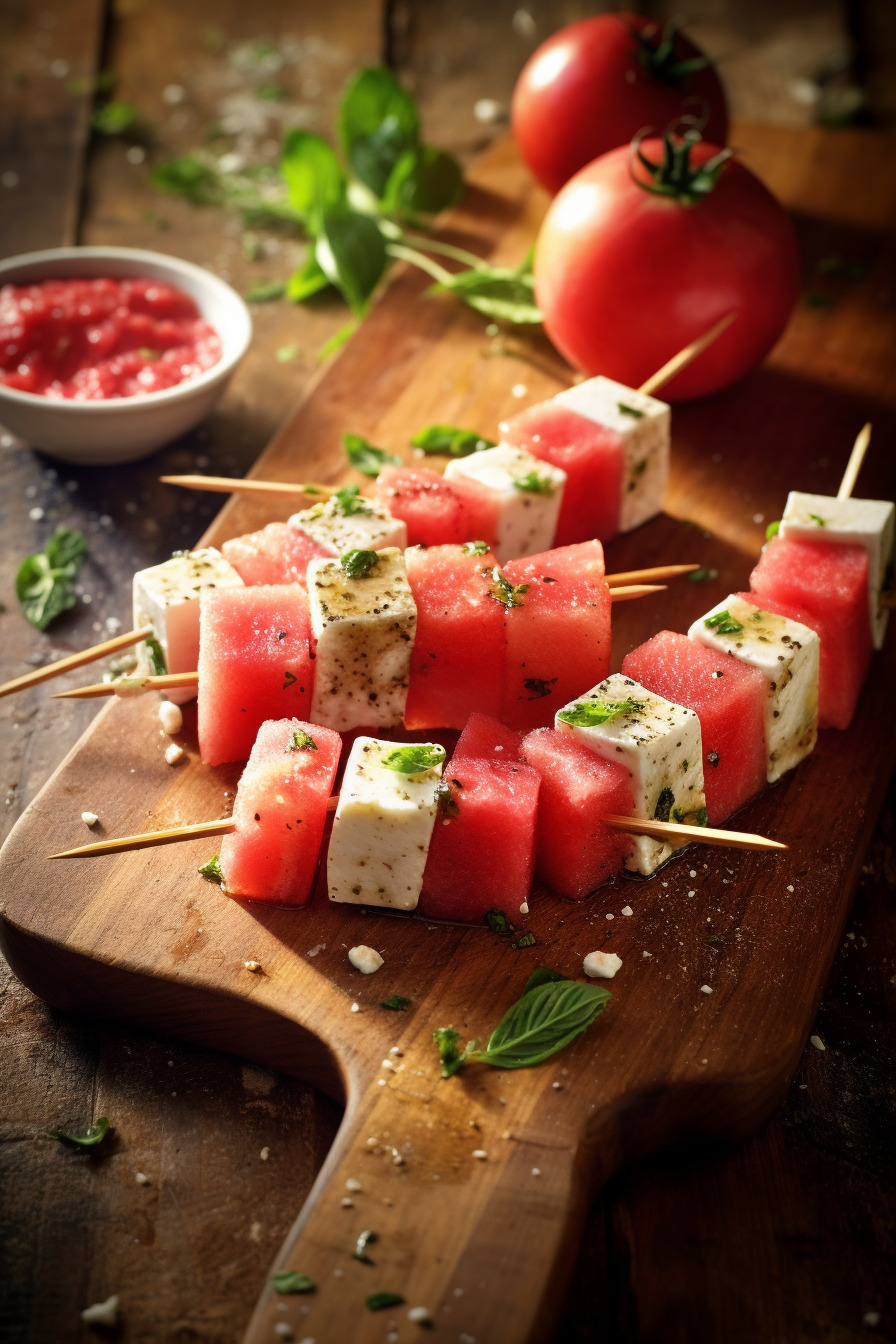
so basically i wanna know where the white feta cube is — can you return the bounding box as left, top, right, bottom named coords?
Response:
left=308, top=548, right=416, bottom=730
left=444, top=444, right=565, bottom=561
left=553, top=376, right=670, bottom=532
left=555, top=673, right=706, bottom=876
left=688, top=594, right=819, bottom=783
left=291, top=492, right=407, bottom=556
left=132, top=548, right=243, bottom=704
left=778, top=491, right=894, bottom=648
left=328, top=736, right=443, bottom=909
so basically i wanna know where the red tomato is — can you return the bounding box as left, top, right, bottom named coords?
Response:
left=533, top=136, right=800, bottom=401
left=512, top=13, right=728, bottom=196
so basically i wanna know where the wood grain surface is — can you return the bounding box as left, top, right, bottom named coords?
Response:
left=2, top=119, right=895, bottom=1344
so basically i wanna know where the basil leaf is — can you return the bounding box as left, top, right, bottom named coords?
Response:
left=411, top=424, right=496, bottom=458
left=333, top=484, right=368, bottom=516
left=340, top=548, right=379, bottom=580
left=286, top=250, right=331, bottom=303
left=381, top=744, right=446, bottom=775
left=91, top=99, right=140, bottom=136
left=16, top=527, right=88, bottom=631
left=45, top=527, right=87, bottom=572
left=557, top=698, right=642, bottom=728
left=523, top=968, right=565, bottom=994
left=434, top=266, right=542, bottom=324
left=485, top=909, right=512, bottom=936
left=380, top=995, right=411, bottom=1011
left=287, top=729, right=318, bottom=752
left=339, top=67, right=420, bottom=197
left=272, top=1271, right=316, bottom=1294
left=198, top=853, right=223, bottom=885
left=468, top=979, right=611, bottom=1070
left=654, top=787, right=675, bottom=822
left=366, top=1291, right=406, bottom=1312
left=246, top=280, right=286, bottom=303
left=316, top=206, right=387, bottom=315
left=344, top=432, right=401, bottom=477
left=48, top=1116, right=110, bottom=1147
left=280, top=129, right=345, bottom=230
left=144, top=636, right=168, bottom=677
left=382, top=144, right=463, bottom=218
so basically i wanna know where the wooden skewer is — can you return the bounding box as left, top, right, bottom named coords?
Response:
left=836, top=422, right=872, bottom=500
left=0, top=625, right=154, bottom=701
left=160, top=474, right=335, bottom=499
left=604, top=563, right=700, bottom=585
left=607, top=583, right=666, bottom=602
left=49, top=806, right=782, bottom=860
left=637, top=313, right=737, bottom=398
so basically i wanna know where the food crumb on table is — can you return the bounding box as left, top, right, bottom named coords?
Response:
left=164, top=742, right=184, bottom=765
left=810, top=1034, right=826, bottom=1051
left=80, top=1295, right=119, bottom=1327
left=158, top=700, right=183, bottom=735
left=349, top=945, right=384, bottom=974
left=583, top=950, right=622, bottom=979
left=81, top=811, right=99, bottom=826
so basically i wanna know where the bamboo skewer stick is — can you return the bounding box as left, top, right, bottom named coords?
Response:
left=48, top=818, right=236, bottom=859
left=159, top=475, right=335, bottom=500
left=837, top=423, right=872, bottom=500
left=604, top=563, right=700, bottom=585
left=0, top=625, right=154, bottom=701
left=637, top=313, right=736, bottom=397
left=602, top=815, right=787, bottom=852
left=607, top=583, right=666, bottom=602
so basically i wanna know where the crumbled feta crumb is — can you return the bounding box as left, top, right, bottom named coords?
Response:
left=306, top=944, right=323, bottom=957
left=459, top=1334, right=477, bottom=1344
left=700, top=984, right=713, bottom=995
left=392, top=1150, right=404, bottom=1166
left=274, top=1324, right=294, bottom=1341
left=642, top=951, right=652, bottom=958
left=519, top=901, right=529, bottom=915
left=81, top=811, right=99, bottom=827
left=350, top=1003, right=360, bottom=1013
left=531, top=1167, right=540, bottom=1176
left=162, top=82, right=186, bottom=104
left=158, top=700, right=183, bottom=735
left=511, top=382, right=528, bottom=398
left=345, top=1177, right=362, bottom=1192
left=863, top=1311, right=881, bottom=1328
left=244, top=961, right=262, bottom=973
left=377, top=1078, right=387, bottom=1086
left=688, top=890, right=696, bottom=897
left=81, top=1296, right=119, bottom=1327
left=164, top=743, right=184, bottom=766
left=260, top=1147, right=269, bottom=1161
left=605, top=912, right=614, bottom=921
left=472, top=1149, right=488, bottom=1160
left=135, top=1171, right=150, bottom=1185
left=621, top=905, right=633, bottom=916
left=689, top=870, right=697, bottom=878
left=340, top=1196, right=354, bottom=1208
left=408, top=1306, right=432, bottom=1323
left=583, top=950, right=622, bottom=979
left=787, top=884, right=795, bottom=893
left=552, top=1081, right=562, bottom=1090
left=348, top=945, right=384, bottom=974
left=473, top=97, right=506, bottom=124
left=381, top=1058, right=395, bottom=1071
left=810, top=1034, right=826, bottom=1051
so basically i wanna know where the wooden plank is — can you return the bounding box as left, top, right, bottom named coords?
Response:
left=1, top=123, right=894, bottom=1344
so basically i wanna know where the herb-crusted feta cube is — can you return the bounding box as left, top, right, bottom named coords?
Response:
left=553, top=376, right=670, bottom=532
left=308, top=548, right=416, bottom=730
left=328, top=737, right=444, bottom=909
left=133, top=548, right=243, bottom=703
left=291, top=486, right=407, bottom=556
left=778, top=491, right=894, bottom=648
left=688, top=594, right=819, bottom=782
left=555, top=673, right=706, bottom=876
left=444, top=445, right=566, bottom=561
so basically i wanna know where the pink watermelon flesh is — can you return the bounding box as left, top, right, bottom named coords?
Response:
left=222, top=522, right=328, bottom=587
left=373, top=465, right=498, bottom=547
left=501, top=541, right=610, bottom=733
left=452, top=712, right=522, bottom=763
left=198, top=584, right=314, bottom=765
left=520, top=728, right=633, bottom=900
left=418, top=758, right=540, bottom=922
left=220, top=718, right=340, bottom=904
left=404, top=545, right=505, bottom=729
left=621, top=630, right=768, bottom=826
left=748, top=535, right=872, bottom=729
left=501, top=401, right=624, bottom=544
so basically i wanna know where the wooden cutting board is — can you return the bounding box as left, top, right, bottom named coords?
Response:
left=1, top=128, right=895, bottom=1344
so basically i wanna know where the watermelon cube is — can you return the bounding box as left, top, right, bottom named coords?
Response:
left=372, top=465, right=497, bottom=547
left=519, top=728, right=632, bottom=900
left=418, top=757, right=541, bottom=922
left=219, top=719, right=340, bottom=905
left=222, top=521, right=328, bottom=587
left=621, top=630, right=768, bottom=825
left=198, top=584, right=314, bottom=765
left=404, top=544, right=505, bottom=729
left=501, top=541, right=610, bottom=733
left=749, top=536, right=872, bottom=729
left=453, top=712, right=523, bottom=763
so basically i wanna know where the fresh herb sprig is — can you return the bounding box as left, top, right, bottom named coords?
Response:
left=47, top=1116, right=111, bottom=1147
left=557, top=697, right=642, bottom=728
left=16, top=527, right=87, bottom=631
left=381, top=744, right=446, bottom=775
left=411, top=424, right=497, bottom=458
left=344, top=432, right=401, bottom=477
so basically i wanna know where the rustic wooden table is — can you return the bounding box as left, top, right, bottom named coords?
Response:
left=1, top=2, right=894, bottom=1342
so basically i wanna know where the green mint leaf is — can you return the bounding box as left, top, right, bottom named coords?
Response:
left=150, top=155, right=223, bottom=204
left=280, top=128, right=346, bottom=231
left=462, top=539, right=490, bottom=557
left=557, top=697, right=642, bottom=728
left=381, top=144, right=463, bottom=218
left=366, top=1291, right=406, bottom=1312
left=287, top=729, right=318, bottom=752
left=485, top=909, right=512, bottom=937
left=523, top=968, right=565, bottom=994
left=411, top=424, right=496, bottom=458
left=809, top=513, right=827, bottom=526
left=434, top=265, right=542, bottom=324
left=513, top=470, right=555, bottom=495
left=432, top=1026, right=471, bottom=1078
left=48, top=1116, right=111, bottom=1147
left=523, top=677, right=558, bottom=700
left=490, top=572, right=529, bottom=608
left=381, top=744, right=446, bottom=775
left=380, top=996, right=411, bottom=1011
left=316, top=206, right=387, bottom=316
left=343, top=432, right=401, bottom=478
left=671, top=804, right=708, bottom=827
left=333, top=484, right=368, bottom=516
left=464, top=979, right=611, bottom=1071
left=91, top=99, right=140, bottom=136
left=338, top=67, right=420, bottom=198
left=766, top=520, right=781, bottom=540
left=353, top=1229, right=379, bottom=1264
left=272, top=1271, right=316, bottom=1294
left=16, top=526, right=88, bottom=631
left=687, top=568, right=718, bottom=582
left=703, top=610, right=744, bottom=635
left=286, top=250, right=331, bottom=303
left=340, top=548, right=379, bottom=580
left=617, top=402, right=645, bottom=418
left=653, top=787, right=675, bottom=823
left=436, top=778, right=460, bottom=818
left=246, top=280, right=286, bottom=303
left=144, top=636, right=168, bottom=677
left=198, top=853, right=223, bottom=885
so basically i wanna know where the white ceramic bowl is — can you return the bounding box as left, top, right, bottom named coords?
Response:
left=0, top=246, right=252, bottom=465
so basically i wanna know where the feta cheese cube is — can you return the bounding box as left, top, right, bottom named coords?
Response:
left=291, top=493, right=407, bottom=556
left=328, top=736, right=443, bottom=909
left=553, top=376, right=670, bottom=532
left=555, top=673, right=706, bottom=875
left=778, top=491, right=894, bottom=648
left=132, top=548, right=244, bottom=704
left=308, top=548, right=416, bottom=730
left=688, top=594, right=819, bottom=782
left=444, top=445, right=566, bottom=561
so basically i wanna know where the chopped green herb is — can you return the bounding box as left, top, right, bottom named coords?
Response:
left=687, top=568, right=718, bottom=583
left=513, top=470, right=555, bottom=495
left=48, top=1116, right=110, bottom=1147
left=485, top=909, right=513, bottom=936
left=653, top=787, right=675, bottom=823
left=809, top=513, right=827, bottom=526
left=275, top=343, right=302, bottom=363
left=411, top=424, right=496, bottom=457
left=366, top=1292, right=406, bottom=1312
left=523, top=677, right=557, bottom=700
left=353, top=1229, right=379, bottom=1264
left=16, top=527, right=88, bottom=632
left=766, top=520, right=781, bottom=540
left=557, top=697, right=642, bottom=728
left=381, top=743, right=446, bottom=775
left=144, top=635, right=168, bottom=677
left=618, top=402, right=645, bottom=418
left=287, top=729, right=318, bottom=752
left=462, top=539, right=489, bottom=557
left=343, top=432, right=400, bottom=477
left=272, top=1271, right=316, bottom=1294
left=91, top=99, right=140, bottom=136
left=380, top=996, right=411, bottom=1012
left=513, top=931, right=537, bottom=949
left=490, top=572, right=529, bottom=608
left=151, top=154, right=224, bottom=204
left=333, top=484, right=368, bottom=516
left=671, top=804, right=708, bottom=827
left=340, top=548, right=379, bottom=580
left=245, top=280, right=287, bottom=303
left=282, top=670, right=298, bottom=690
left=257, top=81, right=288, bottom=101
left=198, top=853, right=223, bottom=885
left=703, top=610, right=744, bottom=635
left=436, top=778, right=460, bottom=818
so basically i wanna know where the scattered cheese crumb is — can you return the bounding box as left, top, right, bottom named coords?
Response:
left=244, top=961, right=262, bottom=973
left=274, top=1324, right=294, bottom=1341
left=81, top=811, right=99, bottom=827
left=158, top=700, right=183, bottom=735
left=350, top=1003, right=360, bottom=1013
left=407, top=1306, right=432, bottom=1324
left=345, top=1177, right=362, bottom=1193
left=260, top=1147, right=269, bottom=1161
left=621, top=905, right=633, bottom=916
left=519, top=901, right=529, bottom=915
left=810, top=1034, right=826, bottom=1051
left=164, top=743, right=184, bottom=766
left=473, top=97, right=506, bottom=124
left=700, top=985, right=713, bottom=995
left=863, top=1311, right=881, bottom=1328
left=81, top=1295, right=119, bottom=1327
left=787, top=884, right=795, bottom=893
left=511, top=382, right=528, bottom=398
left=531, top=1167, right=540, bottom=1176
left=135, top=1172, right=150, bottom=1185
left=392, top=1150, right=404, bottom=1166
left=472, top=1149, right=488, bottom=1160
left=689, top=870, right=697, bottom=878
left=583, top=950, right=622, bottom=979
left=340, top=1196, right=354, bottom=1208
left=605, top=912, right=614, bottom=921
left=348, top=945, right=384, bottom=975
